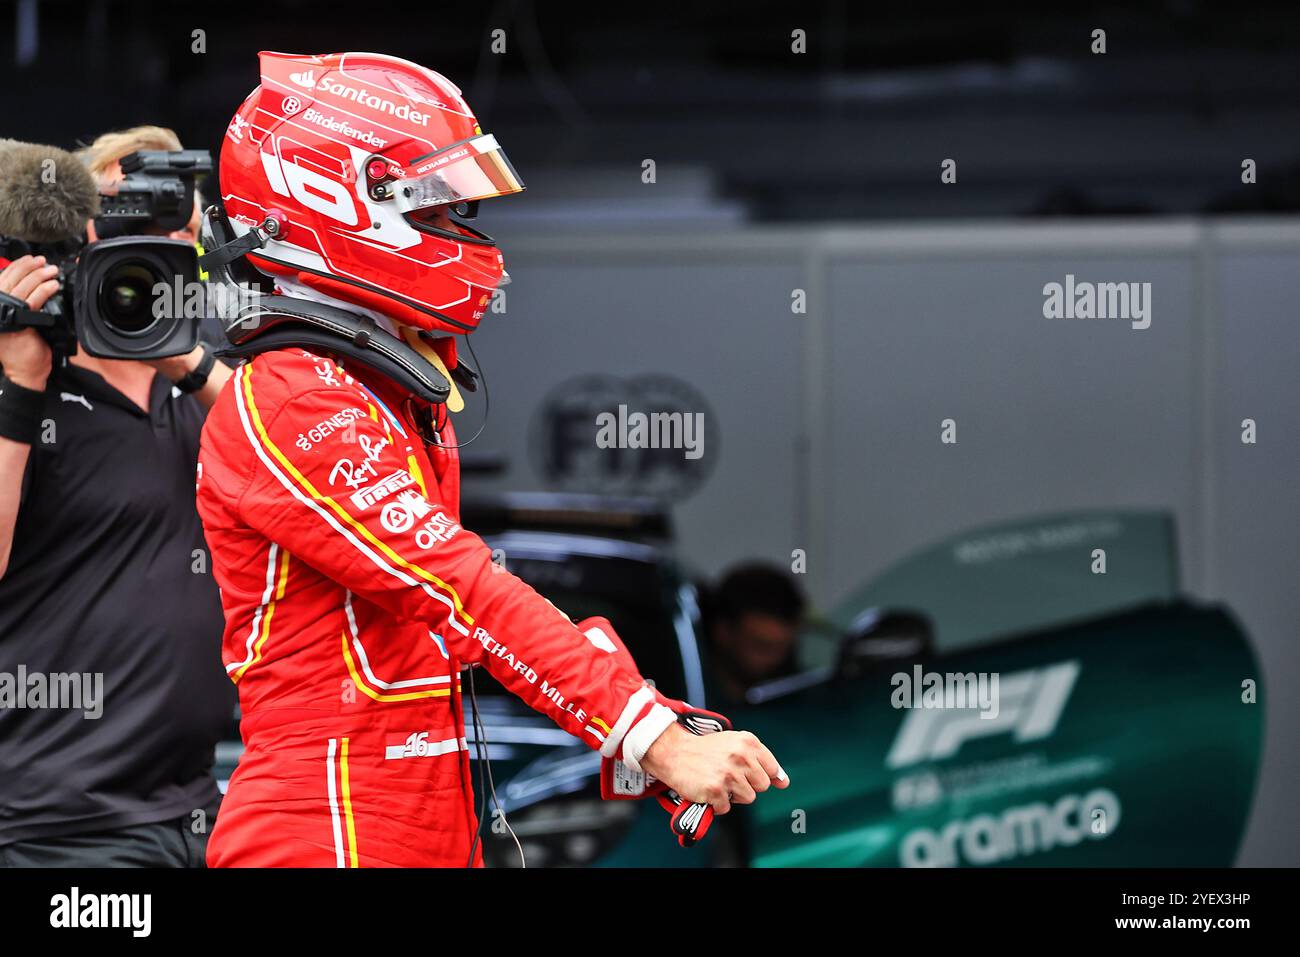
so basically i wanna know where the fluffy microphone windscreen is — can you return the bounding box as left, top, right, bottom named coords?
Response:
left=0, top=139, right=101, bottom=243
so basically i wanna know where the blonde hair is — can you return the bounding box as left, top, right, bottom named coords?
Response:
left=80, top=125, right=183, bottom=179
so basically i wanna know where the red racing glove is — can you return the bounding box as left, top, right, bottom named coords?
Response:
left=599, top=702, right=733, bottom=847
left=573, top=615, right=733, bottom=848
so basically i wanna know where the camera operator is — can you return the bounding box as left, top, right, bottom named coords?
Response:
left=0, top=126, right=233, bottom=867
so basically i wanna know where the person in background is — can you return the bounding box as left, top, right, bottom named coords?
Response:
left=0, top=125, right=233, bottom=867
left=704, top=562, right=807, bottom=706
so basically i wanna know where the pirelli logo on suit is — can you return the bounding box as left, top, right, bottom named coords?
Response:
left=350, top=469, right=415, bottom=510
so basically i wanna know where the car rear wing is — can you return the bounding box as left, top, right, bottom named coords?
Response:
left=831, top=510, right=1179, bottom=655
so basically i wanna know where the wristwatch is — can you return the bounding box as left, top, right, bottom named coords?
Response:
left=175, top=344, right=217, bottom=394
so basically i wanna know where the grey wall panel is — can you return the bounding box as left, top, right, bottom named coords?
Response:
left=1210, top=244, right=1300, bottom=867
left=466, top=258, right=808, bottom=580
left=821, top=253, right=1201, bottom=609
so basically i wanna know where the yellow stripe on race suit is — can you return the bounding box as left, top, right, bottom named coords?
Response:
left=340, top=632, right=453, bottom=702
left=232, top=546, right=291, bottom=682
left=407, top=455, right=428, bottom=497
left=340, top=737, right=358, bottom=869
left=241, top=366, right=475, bottom=631
left=590, top=716, right=613, bottom=735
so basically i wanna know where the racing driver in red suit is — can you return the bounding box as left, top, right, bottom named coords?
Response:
left=195, top=51, right=788, bottom=867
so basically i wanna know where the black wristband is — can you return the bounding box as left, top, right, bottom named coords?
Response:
left=0, top=375, right=48, bottom=445
left=175, top=344, right=217, bottom=394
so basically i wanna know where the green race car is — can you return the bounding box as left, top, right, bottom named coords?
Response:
left=480, top=505, right=1263, bottom=867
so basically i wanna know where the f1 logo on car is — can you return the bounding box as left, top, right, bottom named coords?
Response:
left=885, top=660, right=1080, bottom=769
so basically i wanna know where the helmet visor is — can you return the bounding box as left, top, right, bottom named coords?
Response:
left=393, top=134, right=525, bottom=211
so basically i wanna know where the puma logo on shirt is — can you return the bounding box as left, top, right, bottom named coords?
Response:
left=59, top=392, right=94, bottom=412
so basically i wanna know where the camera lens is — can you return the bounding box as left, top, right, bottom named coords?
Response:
left=97, top=261, right=161, bottom=335
left=74, top=236, right=200, bottom=360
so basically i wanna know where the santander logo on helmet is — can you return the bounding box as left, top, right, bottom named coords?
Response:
left=218, top=51, right=524, bottom=335
left=313, top=77, right=434, bottom=126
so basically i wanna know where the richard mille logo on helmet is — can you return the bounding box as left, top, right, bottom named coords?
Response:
left=313, top=77, right=432, bottom=127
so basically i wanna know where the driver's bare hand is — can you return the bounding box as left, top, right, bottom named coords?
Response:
left=640, top=723, right=789, bottom=815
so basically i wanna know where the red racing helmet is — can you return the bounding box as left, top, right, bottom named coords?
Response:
left=218, top=51, right=524, bottom=334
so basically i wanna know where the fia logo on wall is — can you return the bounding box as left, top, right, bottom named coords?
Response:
left=530, top=375, right=718, bottom=500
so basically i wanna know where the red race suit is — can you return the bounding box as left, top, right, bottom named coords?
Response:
left=196, top=348, right=666, bottom=866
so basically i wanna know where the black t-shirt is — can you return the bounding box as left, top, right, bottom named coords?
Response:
left=0, top=361, right=233, bottom=845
